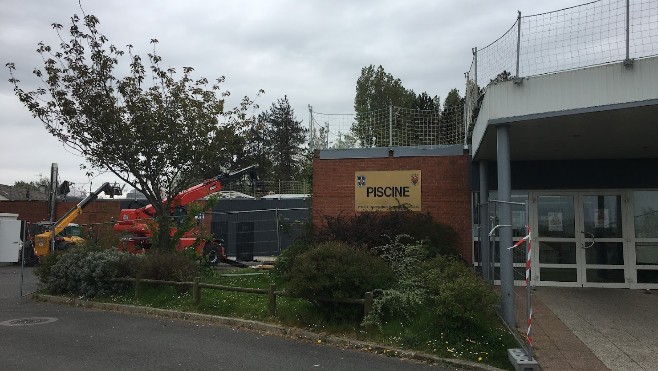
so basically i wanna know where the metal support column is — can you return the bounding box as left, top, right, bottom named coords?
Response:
left=479, top=160, right=491, bottom=281
left=496, top=125, right=514, bottom=326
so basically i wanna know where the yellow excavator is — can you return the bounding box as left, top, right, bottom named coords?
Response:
left=26, top=182, right=121, bottom=262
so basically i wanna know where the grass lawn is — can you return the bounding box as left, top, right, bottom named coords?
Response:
left=99, top=268, right=516, bottom=370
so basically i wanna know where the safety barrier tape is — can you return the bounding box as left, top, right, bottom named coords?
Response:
left=508, top=227, right=533, bottom=348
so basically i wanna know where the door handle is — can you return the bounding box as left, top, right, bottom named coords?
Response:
left=581, top=231, right=595, bottom=249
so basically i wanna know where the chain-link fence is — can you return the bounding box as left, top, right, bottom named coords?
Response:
left=465, top=0, right=658, bottom=140
left=309, top=104, right=464, bottom=150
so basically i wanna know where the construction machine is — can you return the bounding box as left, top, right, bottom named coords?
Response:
left=113, top=166, right=257, bottom=265
left=27, top=182, right=121, bottom=261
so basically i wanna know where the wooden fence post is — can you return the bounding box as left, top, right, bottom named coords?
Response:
left=135, top=276, right=141, bottom=299
left=267, top=283, right=277, bottom=316
left=193, top=277, right=201, bottom=306
left=364, top=292, right=373, bottom=317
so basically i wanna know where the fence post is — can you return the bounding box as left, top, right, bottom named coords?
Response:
left=193, top=277, right=201, bottom=306
left=472, top=47, right=478, bottom=90
left=625, top=0, right=631, bottom=65
left=363, top=292, right=373, bottom=317
left=388, top=99, right=393, bottom=147
left=134, top=276, right=141, bottom=299
left=308, top=104, right=314, bottom=151
left=516, top=11, right=521, bottom=78
left=267, top=283, right=277, bottom=316
left=275, top=208, right=281, bottom=253
left=463, top=72, right=469, bottom=145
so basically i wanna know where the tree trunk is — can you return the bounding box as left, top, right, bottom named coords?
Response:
left=154, top=206, right=173, bottom=251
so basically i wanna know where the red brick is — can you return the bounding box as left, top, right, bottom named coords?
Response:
left=312, top=154, right=472, bottom=263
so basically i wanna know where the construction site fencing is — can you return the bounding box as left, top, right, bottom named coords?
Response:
left=308, top=103, right=464, bottom=150
left=209, top=200, right=310, bottom=259
left=221, top=180, right=310, bottom=197
left=465, top=0, right=658, bottom=140
left=475, top=199, right=534, bottom=359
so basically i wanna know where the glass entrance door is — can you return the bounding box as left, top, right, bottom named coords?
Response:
left=580, top=194, right=626, bottom=286
left=534, top=192, right=629, bottom=287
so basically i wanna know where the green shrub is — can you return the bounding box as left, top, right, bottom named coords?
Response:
left=271, top=239, right=313, bottom=284
left=286, top=241, right=395, bottom=319
left=364, top=236, right=429, bottom=328
left=364, top=238, right=499, bottom=337
left=135, top=250, right=200, bottom=282
left=316, top=211, right=459, bottom=257
left=40, top=247, right=138, bottom=298
left=422, top=255, right=499, bottom=334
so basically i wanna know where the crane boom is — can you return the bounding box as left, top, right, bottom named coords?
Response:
left=33, top=182, right=119, bottom=257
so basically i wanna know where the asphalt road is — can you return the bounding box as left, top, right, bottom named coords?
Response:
left=0, top=264, right=456, bottom=371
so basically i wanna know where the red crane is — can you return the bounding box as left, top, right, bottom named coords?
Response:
left=113, top=166, right=257, bottom=265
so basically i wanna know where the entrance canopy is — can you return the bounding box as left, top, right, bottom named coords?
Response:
left=471, top=56, right=658, bottom=161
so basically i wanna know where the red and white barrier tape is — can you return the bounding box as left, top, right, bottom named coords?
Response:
left=508, top=226, right=533, bottom=347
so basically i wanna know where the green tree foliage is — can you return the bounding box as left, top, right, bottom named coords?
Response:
left=466, top=70, right=512, bottom=144
left=412, top=92, right=440, bottom=111
left=237, top=114, right=273, bottom=180
left=7, top=13, right=260, bottom=250
left=365, top=236, right=499, bottom=337
left=14, top=176, right=50, bottom=191
left=396, top=91, right=442, bottom=146
left=441, top=88, right=464, bottom=145
left=259, top=96, right=307, bottom=181
left=352, top=65, right=416, bottom=147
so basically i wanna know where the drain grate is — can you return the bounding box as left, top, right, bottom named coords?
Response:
left=0, top=317, right=58, bottom=326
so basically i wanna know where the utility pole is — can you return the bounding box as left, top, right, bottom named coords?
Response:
left=48, top=163, right=58, bottom=255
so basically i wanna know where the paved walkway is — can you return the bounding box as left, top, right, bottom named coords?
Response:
left=531, top=287, right=658, bottom=371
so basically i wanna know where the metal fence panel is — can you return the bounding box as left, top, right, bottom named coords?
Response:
left=210, top=199, right=310, bottom=258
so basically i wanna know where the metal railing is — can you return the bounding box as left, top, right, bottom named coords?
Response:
left=465, top=0, right=658, bottom=141
left=308, top=103, right=465, bottom=150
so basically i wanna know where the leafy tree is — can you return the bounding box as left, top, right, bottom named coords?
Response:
left=352, top=65, right=416, bottom=147
left=441, top=88, right=464, bottom=145
left=14, top=176, right=51, bottom=194
left=260, top=96, right=307, bottom=181
left=402, top=92, right=442, bottom=146
left=465, top=70, right=511, bottom=144
left=412, top=92, right=440, bottom=111
left=7, top=13, right=260, bottom=251
left=235, top=114, right=273, bottom=181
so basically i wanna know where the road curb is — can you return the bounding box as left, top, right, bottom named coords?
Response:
left=34, top=293, right=504, bottom=371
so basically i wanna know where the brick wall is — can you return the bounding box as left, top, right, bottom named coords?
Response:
left=0, top=200, right=122, bottom=226
left=0, top=200, right=214, bottom=242
left=312, top=153, right=473, bottom=263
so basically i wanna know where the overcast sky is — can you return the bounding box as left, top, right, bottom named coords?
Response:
left=0, top=0, right=582, bottom=192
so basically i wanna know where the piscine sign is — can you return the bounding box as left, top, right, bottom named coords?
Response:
left=355, top=170, right=421, bottom=211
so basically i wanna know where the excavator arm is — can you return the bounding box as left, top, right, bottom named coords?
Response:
left=126, top=165, right=258, bottom=218
left=33, top=182, right=120, bottom=256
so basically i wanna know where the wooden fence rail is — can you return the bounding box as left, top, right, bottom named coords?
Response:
left=110, top=277, right=373, bottom=317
